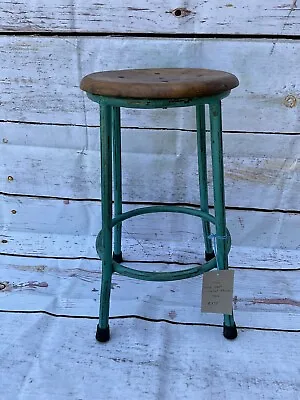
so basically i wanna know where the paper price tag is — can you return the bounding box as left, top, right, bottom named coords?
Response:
left=201, top=270, right=234, bottom=314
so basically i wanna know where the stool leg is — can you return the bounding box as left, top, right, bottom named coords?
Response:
left=96, top=105, right=113, bottom=343
left=196, top=105, right=214, bottom=261
left=209, top=100, right=237, bottom=340
left=112, top=106, right=123, bottom=263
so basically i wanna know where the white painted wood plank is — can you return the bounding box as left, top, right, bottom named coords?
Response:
left=1, top=256, right=299, bottom=330
left=0, top=0, right=299, bottom=35
left=1, top=127, right=299, bottom=210
left=3, top=122, right=300, bottom=157
left=1, top=37, right=299, bottom=133
left=1, top=313, right=299, bottom=400
left=1, top=196, right=299, bottom=269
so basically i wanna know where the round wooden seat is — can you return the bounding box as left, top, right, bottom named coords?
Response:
left=80, top=68, right=239, bottom=99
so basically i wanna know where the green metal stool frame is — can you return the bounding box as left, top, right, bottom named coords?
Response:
left=86, top=91, right=237, bottom=342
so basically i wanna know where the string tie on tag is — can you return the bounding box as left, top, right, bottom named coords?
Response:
left=208, top=233, right=228, bottom=270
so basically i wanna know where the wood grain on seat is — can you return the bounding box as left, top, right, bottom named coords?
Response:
left=80, top=68, right=239, bottom=99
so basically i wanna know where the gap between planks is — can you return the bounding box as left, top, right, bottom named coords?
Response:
left=1, top=119, right=299, bottom=136
left=0, top=252, right=299, bottom=272
left=0, top=192, right=299, bottom=215
left=0, top=31, right=300, bottom=40
left=0, top=310, right=298, bottom=333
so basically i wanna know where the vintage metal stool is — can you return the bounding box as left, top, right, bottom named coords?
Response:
left=80, top=68, right=239, bottom=342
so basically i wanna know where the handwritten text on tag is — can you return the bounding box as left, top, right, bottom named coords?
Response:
left=201, top=270, right=234, bottom=314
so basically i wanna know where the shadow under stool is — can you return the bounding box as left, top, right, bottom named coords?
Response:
left=80, top=68, right=239, bottom=342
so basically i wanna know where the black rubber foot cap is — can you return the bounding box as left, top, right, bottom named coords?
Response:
left=113, top=252, right=123, bottom=263
left=223, top=323, right=238, bottom=340
left=96, top=325, right=110, bottom=342
left=205, top=251, right=215, bottom=262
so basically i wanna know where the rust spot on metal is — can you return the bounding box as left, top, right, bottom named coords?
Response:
left=0, top=282, right=6, bottom=290
left=2, top=138, right=8, bottom=143
left=1, top=239, right=8, bottom=244
left=225, top=3, right=234, bottom=7
left=7, top=175, right=14, bottom=181
left=63, top=199, right=70, bottom=205
left=171, top=7, right=192, bottom=17
left=283, top=94, right=297, bottom=108
left=11, top=210, right=17, bottom=214
left=233, top=296, right=300, bottom=309
left=251, top=298, right=300, bottom=307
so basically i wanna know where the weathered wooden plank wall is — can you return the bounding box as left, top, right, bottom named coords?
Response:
left=1, top=257, right=300, bottom=330
left=1, top=128, right=299, bottom=209
left=0, top=1, right=299, bottom=35
left=0, top=1, right=299, bottom=333
left=1, top=195, right=299, bottom=268
left=0, top=37, right=299, bottom=132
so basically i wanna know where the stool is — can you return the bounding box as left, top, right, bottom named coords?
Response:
left=80, top=68, right=239, bottom=342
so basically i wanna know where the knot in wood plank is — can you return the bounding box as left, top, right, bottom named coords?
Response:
left=171, top=8, right=192, bottom=17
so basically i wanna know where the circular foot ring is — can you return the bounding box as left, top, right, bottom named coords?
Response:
left=96, top=324, right=110, bottom=342
left=96, top=206, right=232, bottom=282
left=223, top=323, right=238, bottom=340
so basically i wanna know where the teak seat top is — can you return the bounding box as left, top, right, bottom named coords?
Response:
left=80, top=68, right=239, bottom=99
